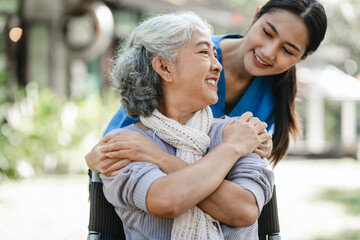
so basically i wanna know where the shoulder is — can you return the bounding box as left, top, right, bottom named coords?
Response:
left=108, top=123, right=177, bottom=156
left=104, top=106, right=139, bottom=135
left=106, top=124, right=141, bottom=135
left=211, top=115, right=233, bottom=129
left=208, top=116, right=234, bottom=146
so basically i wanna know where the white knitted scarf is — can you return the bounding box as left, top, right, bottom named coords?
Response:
left=140, top=106, right=224, bottom=240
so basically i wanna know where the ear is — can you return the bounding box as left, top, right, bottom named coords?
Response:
left=152, top=57, right=173, bottom=83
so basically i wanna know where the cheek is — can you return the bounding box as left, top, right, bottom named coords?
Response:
left=246, top=31, right=263, bottom=46
left=276, top=55, right=299, bottom=70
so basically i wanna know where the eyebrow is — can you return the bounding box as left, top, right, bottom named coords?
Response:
left=195, top=40, right=217, bottom=52
left=266, top=21, right=301, bottom=53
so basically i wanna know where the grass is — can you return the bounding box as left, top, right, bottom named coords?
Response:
left=318, top=188, right=360, bottom=216
left=312, top=188, right=360, bottom=240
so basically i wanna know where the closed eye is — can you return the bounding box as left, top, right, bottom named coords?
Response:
left=213, top=49, right=218, bottom=59
left=263, top=28, right=272, bottom=38
left=283, top=47, right=293, bottom=55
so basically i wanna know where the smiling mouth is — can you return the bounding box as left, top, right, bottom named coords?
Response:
left=205, top=79, right=218, bottom=89
left=206, top=79, right=216, bottom=85
left=253, top=50, right=272, bottom=67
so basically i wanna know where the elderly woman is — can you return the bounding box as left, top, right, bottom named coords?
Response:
left=100, top=12, right=274, bottom=240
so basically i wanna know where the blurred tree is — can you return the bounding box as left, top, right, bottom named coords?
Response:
left=324, top=0, right=360, bottom=77
left=0, top=83, right=119, bottom=181
left=222, top=0, right=264, bottom=32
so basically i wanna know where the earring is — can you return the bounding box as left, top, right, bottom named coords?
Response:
left=256, top=6, right=262, bottom=14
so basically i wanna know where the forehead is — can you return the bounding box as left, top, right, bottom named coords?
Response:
left=188, top=26, right=213, bottom=47
left=175, top=26, right=214, bottom=61
left=257, top=9, right=309, bottom=53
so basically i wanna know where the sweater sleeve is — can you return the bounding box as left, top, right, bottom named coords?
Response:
left=100, top=126, right=168, bottom=213
left=225, top=153, right=274, bottom=214
left=209, top=117, right=274, bottom=214
left=101, top=162, right=167, bottom=212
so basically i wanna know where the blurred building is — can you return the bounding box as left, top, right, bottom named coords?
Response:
left=290, top=66, right=360, bottom=159
left=0, top=0, right=245, bottom=98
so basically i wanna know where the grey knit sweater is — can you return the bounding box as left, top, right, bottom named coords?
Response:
left=101, top=116, right=274, bottom=240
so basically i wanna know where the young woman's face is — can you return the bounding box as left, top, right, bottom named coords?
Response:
left=169, top=26, right=222, bottom=110
left=243, top=9, right=309, bottom=76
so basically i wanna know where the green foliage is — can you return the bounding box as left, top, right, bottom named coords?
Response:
left=0, top=71, right=7, bottom=104
left=318, top=187, right=360, bottom=216
left=312, top=187, right=360, bottom=240
left=224, top=0, right=264, bottom=14
left=0, top=83, right=120, bottom=181
left=0, top=0, right=20, bottom=14
left=325, top=0, right=360, bottom=76
left=213, top=0, right=265, bottom=34
left=324, top=99, right=341, bottom=142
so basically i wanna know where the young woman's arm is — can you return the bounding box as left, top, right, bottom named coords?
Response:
left=86, top=122, right=272, bottom=176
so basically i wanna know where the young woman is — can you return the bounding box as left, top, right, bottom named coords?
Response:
left=100, top=11, right=273, bottom=239
left=86, top=0, right=327, bottom=175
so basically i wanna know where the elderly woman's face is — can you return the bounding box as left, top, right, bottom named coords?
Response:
left=169, top=27, right=222, bottom=110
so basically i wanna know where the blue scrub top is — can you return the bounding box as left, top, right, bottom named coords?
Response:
left=104, top=34, right=276, bottom=135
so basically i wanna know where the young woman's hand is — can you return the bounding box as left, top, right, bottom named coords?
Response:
left=253, top=131, right=273, bottom=158
left=85, top=132, right=146, bottom=176
left=99, top=131, right=166, bottom=176
left=85, top=140, right=107, bottom=173
left=222, top=112, right=271, bottom=157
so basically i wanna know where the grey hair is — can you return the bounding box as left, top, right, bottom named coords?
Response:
left=110, top=11, right=213, bottom=119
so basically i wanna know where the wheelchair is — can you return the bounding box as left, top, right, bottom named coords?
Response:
left=87, top=170, right=281, bottom=240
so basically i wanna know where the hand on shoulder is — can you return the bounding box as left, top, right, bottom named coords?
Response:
left=222, top=112, right=271, bottom=157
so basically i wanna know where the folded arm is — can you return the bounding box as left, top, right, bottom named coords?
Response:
left=140, top=147, right=273, bottom=227
left=100, top=113, right=273, bottom=226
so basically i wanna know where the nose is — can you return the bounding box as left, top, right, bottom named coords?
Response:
left=262, top=42, right=277, bottom=61
left=211, top=56, right=223, bottom=73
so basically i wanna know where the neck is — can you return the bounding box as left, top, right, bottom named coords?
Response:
left=157, top=102, right=195, bottom=125
left=221, top=37, right=253, bottom=81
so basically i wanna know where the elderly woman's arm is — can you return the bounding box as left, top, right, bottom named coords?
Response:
left=143, top=116, right=270, bottom=220
left=102, top=138, right=262, bottom=226
left=126, top=138, right=273, bottom=227
left=198, top=154, right=274, bottom=227
left=148, top=155, right=272, bottom=228
left=100, top=120, right=272, bottom=227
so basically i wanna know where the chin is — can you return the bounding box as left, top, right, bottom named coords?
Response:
left=246, top=61, right=272, bottom=76
left=209, top=97, right=218, bottom=106
left=198, top=95, right=218, bottom=109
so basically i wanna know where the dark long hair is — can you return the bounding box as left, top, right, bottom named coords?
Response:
left=255, top=0, right=327, bottom=165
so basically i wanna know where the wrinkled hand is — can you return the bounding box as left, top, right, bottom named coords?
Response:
left=222, top=112, right=271, bottom=157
